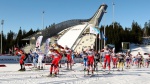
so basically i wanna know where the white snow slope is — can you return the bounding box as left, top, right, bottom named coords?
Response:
left=130, top=44, right=150, bottom=58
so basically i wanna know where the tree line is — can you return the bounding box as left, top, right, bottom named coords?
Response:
left=95, top=20, right=149, bottom=52
left=0, top=27, right=39, bottom=54
left=0, top=20, right=150, bottom=54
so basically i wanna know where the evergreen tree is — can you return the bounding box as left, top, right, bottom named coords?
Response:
left=6, top=30, right=15, bottom=53
left=15, top=27, right=23, bottom=47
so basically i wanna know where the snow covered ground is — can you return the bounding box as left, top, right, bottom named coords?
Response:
left=1, top=44, right=150, bottom=84
left=0, top=63, right=150, bottom=84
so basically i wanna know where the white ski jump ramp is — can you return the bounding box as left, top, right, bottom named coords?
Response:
left=57, top=24, right=88, bottom=49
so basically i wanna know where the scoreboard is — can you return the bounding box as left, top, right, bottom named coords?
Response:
left=122, top=42, right=130, bottom=50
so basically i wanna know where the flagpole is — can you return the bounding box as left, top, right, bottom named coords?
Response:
left=96, top=34, right=97, bottom=51
left=113, top=2, right=115, bottom=29
left=103, top=10, right=107, bottom=48
left=104, top=30, right=105, bottom=48
left=101, top=31, right=103, bottom=49
left=89, top=27, right=90, bottom=49
left=42, top=11, right=44, bottom=30
left=99, top=34, right=101, bottom=51
left=95, top=27, right=98, bottom=51
left=101, top=35, right=102, bottom=50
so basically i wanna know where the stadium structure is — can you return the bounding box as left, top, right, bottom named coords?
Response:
left=22, top=4, right=108, bottom=53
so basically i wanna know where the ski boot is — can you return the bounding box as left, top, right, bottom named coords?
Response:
left=117, top=69, right=120, bottom=71
left=47, top=73, right=52, bottom=77
left=53, top=73, right=57, bottom=77
left=18, top=69, right=22, bottom=71
left=59, top=64, right=61, bottom=68
left=41, top=66, right=43, bottom=70
left=84, top=68, right=86, bottom=71
left=38, top=66, right=40, bottom=70
left=92, top=70, right=94, bottom=75
left=87, top=70, right=90, bottom=75
left=22, top=68, right=26, bottom=71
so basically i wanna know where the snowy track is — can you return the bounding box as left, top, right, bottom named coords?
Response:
left=0, top=63, right=150, bottom=84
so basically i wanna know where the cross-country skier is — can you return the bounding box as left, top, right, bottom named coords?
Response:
left=81, top=51, right=88, bottom=70
left=48, top=46, right=62, bottom=77
left=145, top=55, right=150, bottom=68
left=36, top=48, right=44, bottom=70
left=86, top=46, right=95, bottom=75
left=125, top=50, right=132, bottom=69
left=136, top=52, right=144, bottom=68
left=31, top=48, right=39, bottom=68
left=71, top=50, right=75, bottom=65
left=112, top=48, right=117, bottom=68
left=64, top=45, right=72, bottom=70
left=112, top=53, right=117, bottom=68
left=94, top=51, right=100, bottom=71
left=101, top=46, right=111, bottom=72
left=132, top=56, right=136, bottom=66
left=14, top=47, right=27, bottom=71
left=53, top=40, right=64, bottom=68
left=117, top=53, right=125, bottom=71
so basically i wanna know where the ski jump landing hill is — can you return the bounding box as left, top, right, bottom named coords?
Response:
left=22, top=4, right=108, bottom=53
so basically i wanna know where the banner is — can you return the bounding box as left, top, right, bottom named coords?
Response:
left=90, top=27, right=98, bottom=34
left=90, top=27, right=101, bottom=39
left=36, top=36, right=43, bottom=49
left=45, top=38, right=50, bottom=54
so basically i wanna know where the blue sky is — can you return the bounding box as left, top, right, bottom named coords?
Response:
left=0, top=0, right=150, bottom=35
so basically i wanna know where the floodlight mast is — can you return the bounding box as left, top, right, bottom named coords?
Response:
left=1, top=20, right=4, bottom=54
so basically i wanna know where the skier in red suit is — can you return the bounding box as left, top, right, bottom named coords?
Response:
left=64, top=46, right=72, bottom=70
left=102, top=46, right=111, bottom=72
left=14, top=47, right=26, bottom=71
left=48, top=46, right=62, bottom=77
left=86, top=46, right=95, bottom=75
left=53, top=40, right=64, bottom=68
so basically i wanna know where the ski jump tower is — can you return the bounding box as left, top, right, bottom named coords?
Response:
left=57, top=4, right=107, bottom=52
left=22, top=4, right=107, bottom=53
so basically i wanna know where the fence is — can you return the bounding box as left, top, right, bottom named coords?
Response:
left=0, top=56, right=20, bottom=63
left=0, top=56, right=83, bottom=64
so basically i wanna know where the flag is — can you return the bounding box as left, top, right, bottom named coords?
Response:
left=45, top=38, right=50, bottom=54
left=102, top=31, right=107, bottom=40
left=36, top=36, right=43, bottom=49
left=94, top=27, right=101, bottom=39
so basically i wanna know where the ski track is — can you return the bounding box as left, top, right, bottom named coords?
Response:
left=0, top=63, right=150, bottom=84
